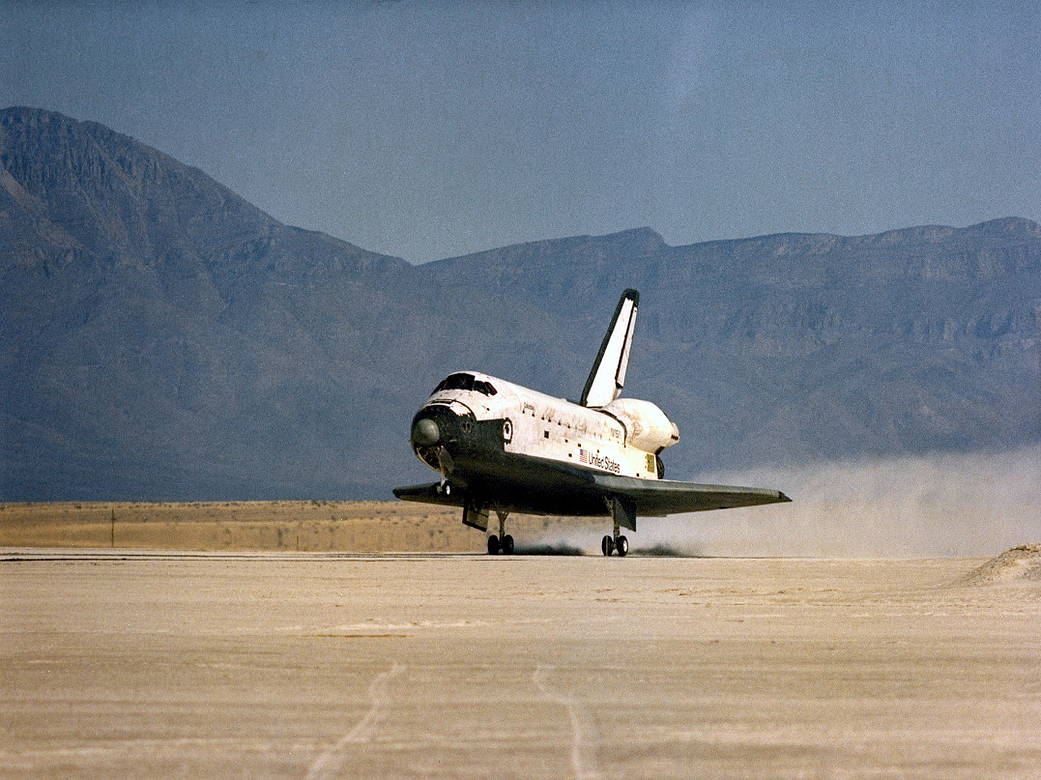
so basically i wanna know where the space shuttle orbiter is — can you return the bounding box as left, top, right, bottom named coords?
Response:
left=394, top=289, right=789, bottom=555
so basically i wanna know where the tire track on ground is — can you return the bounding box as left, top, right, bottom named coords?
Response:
left=533, top=664, right=602, bottom=779
left=305, top=662, right=405, bottom=778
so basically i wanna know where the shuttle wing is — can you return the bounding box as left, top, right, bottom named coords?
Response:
left=392, top=482, right=465, bottom=507
left=580, top=289, right=639, bottom=407
left=538, top=454, right=790, bottom=517
left=394, top=455, right=790, bottom=519
left=587, top=473, right=791, bottom=516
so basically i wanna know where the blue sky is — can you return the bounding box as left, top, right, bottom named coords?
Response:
left=3, top=1, right=1038, bottom=261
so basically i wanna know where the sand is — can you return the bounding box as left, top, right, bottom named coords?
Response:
left=2, top=548, right=1039, bottom=777
left=962, top=543, right=1041, bottom=585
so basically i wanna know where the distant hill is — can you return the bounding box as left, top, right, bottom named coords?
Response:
left=2, top=107, right=1039, bottom=500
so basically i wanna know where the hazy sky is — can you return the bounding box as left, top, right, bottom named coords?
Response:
left=3, top=1, right=1038, bottom=262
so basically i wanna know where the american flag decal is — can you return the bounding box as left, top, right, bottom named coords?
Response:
left=576, top=447, right=621, bottom=474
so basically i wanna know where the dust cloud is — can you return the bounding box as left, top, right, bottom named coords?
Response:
left=531, top=446, right=1040, bottom=558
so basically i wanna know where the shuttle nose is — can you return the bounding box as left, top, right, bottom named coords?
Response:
left=411, top=417, right=441, bottom=447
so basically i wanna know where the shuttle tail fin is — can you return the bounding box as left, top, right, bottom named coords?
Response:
left=580, top=289, right=639, bottom=407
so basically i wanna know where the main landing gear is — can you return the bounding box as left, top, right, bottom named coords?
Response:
left=601, top=534, right=628, bottom=557
left=487, top=510, right=513, bottom=555
left=601, top=508, right=629, bottom=556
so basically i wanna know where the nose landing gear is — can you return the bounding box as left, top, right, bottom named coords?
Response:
left=488, top=533, right=514, bottom=554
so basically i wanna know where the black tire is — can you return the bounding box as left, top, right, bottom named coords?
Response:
left=501, top=534, right=515, bottom=554
left=615, top=535, right=629, bottom=557
left=487, top=535, right=500, bottom=555
left=601, top=535, right=614, bottom=556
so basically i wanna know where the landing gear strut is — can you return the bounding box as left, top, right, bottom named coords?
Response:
left=487, top=511, right=513, bottom=554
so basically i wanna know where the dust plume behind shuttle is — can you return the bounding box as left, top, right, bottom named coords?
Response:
left=531, top=446, right=1040, bottom=558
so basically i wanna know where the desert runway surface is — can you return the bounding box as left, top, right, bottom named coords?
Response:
left=2, top=549, right=1040, bottom=777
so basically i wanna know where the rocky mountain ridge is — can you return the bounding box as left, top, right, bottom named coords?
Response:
left=2, top=107, right=1038, bottom=499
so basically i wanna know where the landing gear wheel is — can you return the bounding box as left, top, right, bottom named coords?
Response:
left=438, top=481, right=452, bottom=496
left=487, top=534, right=500, bottom=555
left=501, top=534, right=515, bottom=554
left=615, top=535, right=629, bottom=557
left=601, top=535, right=615, bottom=556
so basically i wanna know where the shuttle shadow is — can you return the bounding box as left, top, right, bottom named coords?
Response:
left=510, top=542, right=708, bottom=557
left=631, top=543, right=706, bottom=558
left=513, top=543, right=586, bottom=556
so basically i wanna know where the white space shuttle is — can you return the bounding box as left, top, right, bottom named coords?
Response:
left=394, top=289, right=790, bottom=555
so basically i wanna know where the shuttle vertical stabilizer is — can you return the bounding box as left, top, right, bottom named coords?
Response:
left=580, top=289, right=639, bottom=407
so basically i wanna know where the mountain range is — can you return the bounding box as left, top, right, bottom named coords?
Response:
left=2, top=106, right=1038, bottom=500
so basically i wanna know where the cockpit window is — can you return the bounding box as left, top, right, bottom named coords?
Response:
left=431, top=373, right=498, bottom=396
left=433, top=373, right=475, bottom=393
